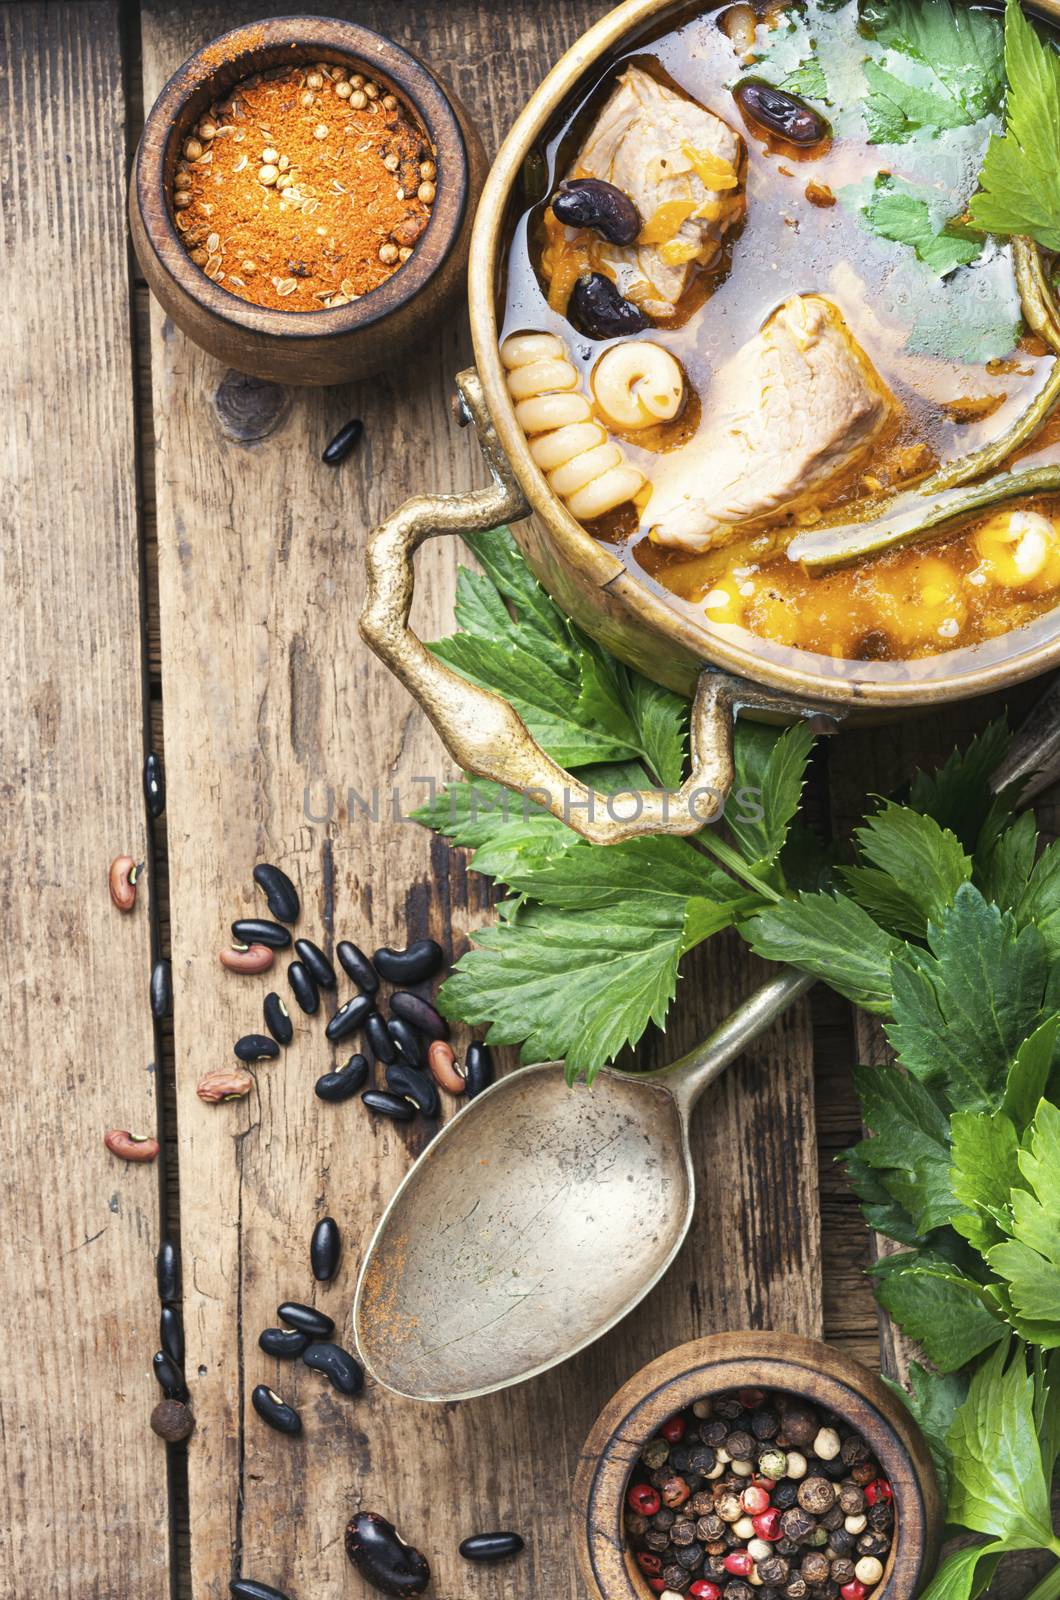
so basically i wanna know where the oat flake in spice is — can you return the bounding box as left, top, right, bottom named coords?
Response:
left=173, top=62, right=438, bottom=311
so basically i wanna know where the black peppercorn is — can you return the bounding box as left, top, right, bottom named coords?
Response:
left=627, top=1513, right=649, bottom=1539
left=779, top=1404, right=818, bottom=1447
left=643, top=1437, right=671, bottom=1470
left=802, top=1553, right=831, bottom=1586
left=785, top=1580, right=808, bottom=1600
left=672, top=1520, right=696, bottom=1546
left=773, top=1481, right=799, bottom=1511
left=867, top=1501, right=894, bottom=1532
left=841, top=1434, right=871, bottom=1467
left=715, top=1397, right=744, bottom=1420
left=781, top=1507, right=817, bottom=1544
left=702, top=1420, right=729, bottom=1446
left=830, top=1560, right=856, bottom=1585
left=857, top=1532, right=890, bottom=1557
left=678, top=1542, right=705, bottom=1570
left=776, top=1537, right=801, bottom=1557
left=652, top=1509, right=677, bottom=1531
left=759, top=1557, right=791, bottom=1585
left=645, top=1529, right=671, bottom=1553
left=818, top=1581, right=840, bottom=1600
left=820, top=1505, right=844, bottom=1532
left=698, top=1513, right=725, bottom=1541
left=150, top=1398, right=194, bottom=1441
left=752, top=1407, right=780, bottom=1440
left=851, top=1462, right=877, bottom=1486
left=690, top=1492, right=714, bottom=1516
left=829, top=1530, right=855, bottom=1557
left=726, top=1430, right=756, bottom=1461
left=838, top=1485, right=865, bottom=1516
left=690, top=1446, right=717, bottom=1475
left=798, top=1477, right=836, bottom=1515
left=662, top=1564, right=691, bottom=1591
left=726, top=1583, right=754, bottom=1600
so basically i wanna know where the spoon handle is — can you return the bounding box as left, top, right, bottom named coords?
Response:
left=642, top=967, right=815, bottom=1117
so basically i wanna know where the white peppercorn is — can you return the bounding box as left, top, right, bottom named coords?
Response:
left=856, top=1557, right=885, bottom=1586
left=814, top=1427, right=842, bottom=1461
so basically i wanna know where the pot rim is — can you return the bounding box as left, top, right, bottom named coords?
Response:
left=572, top=1331, right=942, bottom=1600
left=468, top=0, right=1060, bottom=709
left=134, top=14, right=469, bottom=343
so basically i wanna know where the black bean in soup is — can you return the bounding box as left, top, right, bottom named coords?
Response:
left=336, top=939, right=379, bottom=994
left=310, top=1216, right=341, bottom=1282
left=251, top=1384, right=302, bottom=1436
left=277, top=1301, right=335, bottom=1338
left=372, top=938, right=443, bottom=984
left=287, top=960, right=319, bottom=1015
left=263, top=992, right=293, bottom=1045
left=294, top=936, right=336, bottom=989
left=232, top=917, right=291, bottom=949
left=252, top=862, right=300, bottom=923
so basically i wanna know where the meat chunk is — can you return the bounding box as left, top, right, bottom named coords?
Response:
left=647, top=296, right=895, bottom=552
left=565, top=65, right=745, bottom=320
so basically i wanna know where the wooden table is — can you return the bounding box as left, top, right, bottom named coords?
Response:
left=2, top=5, right=1055, bottom=1598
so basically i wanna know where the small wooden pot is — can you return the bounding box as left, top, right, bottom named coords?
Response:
left=129, top=17, right=485, bottom=385
left=574, top=1332, right=943, bottom=1600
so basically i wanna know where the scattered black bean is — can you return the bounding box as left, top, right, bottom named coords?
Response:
left=310, top=1216, right=341, bottom=1281
left=232, top=917, right=291, bottom=949
left=459, top=1532, right=525, bottom=1563
left=372, top=938, right=443, bottom=984
left=568, top=272, right=649, bottom=339
left=157, top=1239, right=180, bottom=1304
left=149, top=959, right=171, bottom=1022
left=733, top=79, right=830, bottom=146
left=365, top=1010, right=396, bottom=1064
left=259, top=1327, right=311, bottom=1359
left=346, top=1512, right=431, bottom=1597
left=230, top=1581, right=291, bottom=1600
left=325, top=993, right=372, bottom=1042
left=294, top=937, right=336, bottom=990
left=553, top=177, right=640, bottom=243
left=315, top=1052, right=369, bottom=1102
left=252, top=862, right=300, bottom=923
left=152, top=1350, right=188, bottom=1400
left=151, top=1398, right=194, bottom=1442
left=385, top=1060, right=439, bottom=1118
left=234, top=1033, right=281, bottom=1063
left=336, top=940, right=379, bottom=994
left=464, top=1042, right=494, bottom=1100
left=387, top=1016, right=423, bottom=1069
left=143, top=751, right=166, bottom=818
left=322, top=417, right=364, bottom=466
left=251, top=1383, right=302, bottom=1436
left=388, top=990, right=449, bottom=1041
left=263, top=992, right=293, bottom=1045
left=160, top=1305, right=184, bottom=1366
left=288, top=960, right=319, bottom=1015
left=302, top=1340, right=364, bottom=1395
left=362, top=1088, right=416, bottom=1123
left=278, top=1301, right=335, bottom=1338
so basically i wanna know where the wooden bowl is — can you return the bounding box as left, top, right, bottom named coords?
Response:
left=574, top=1332, right=943, bottom=1600
left=129, top=17, right=486, bottom=385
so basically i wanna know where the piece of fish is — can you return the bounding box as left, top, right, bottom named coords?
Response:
left=647, top=295, right=895, bottom=552
left=569, top=65, right=746, bottom=319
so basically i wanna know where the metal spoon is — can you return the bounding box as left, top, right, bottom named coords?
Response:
left=354, top=678, right=1060, bottom=1403
left=353, top=967, right=813, bottom=1402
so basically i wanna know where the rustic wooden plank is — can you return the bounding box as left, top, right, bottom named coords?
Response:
left=0, top=6, right=170, bottom=1597
left=140, top=4, right=823, bottom=1597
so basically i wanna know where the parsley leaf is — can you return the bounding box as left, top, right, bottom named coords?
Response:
left=864, top=0, right=1005, bottom=118
left=885, top=884, right=1051, bottom=1110
left=1002, top=1015, right=1059, bottom=1132
left=844, top=802, right=972, bottom=939
left=950, top=1108, right=1020, bottom=1252
left=871, top=1250, right=1007, bottom=1370
left=945, top=1337, right=1057, bottom=1548
left=743, top=892, right=903, bottom=1012
left=727, top=721, right=816, bottom=868
left=861, top=180, right=983, bottom=273
left=852, top=1063, right=955, bottom=1235
left=968, top=0, right=1060, bottom=252
left=908, top=718, right=1012, bottom=849
left=883, top=1361, right=969, bottom=1502
left=989, top=1099, right=1060, bottom=1338
left=1017, top=837, right=1060, bottom=961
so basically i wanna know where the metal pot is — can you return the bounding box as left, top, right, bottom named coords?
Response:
left=361, top=0, right=1060, bottom=845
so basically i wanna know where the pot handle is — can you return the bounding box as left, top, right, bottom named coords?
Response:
left=360, top=368, right=843, bottom=845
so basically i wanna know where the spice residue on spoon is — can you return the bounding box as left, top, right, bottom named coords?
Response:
left=172, top=62, right=437, bottom=311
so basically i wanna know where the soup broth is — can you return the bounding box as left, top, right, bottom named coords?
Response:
left=500, top=0, right=1060, bottom=666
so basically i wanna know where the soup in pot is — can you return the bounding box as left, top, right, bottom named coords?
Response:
left=500, top=0, right=1060, bottom=665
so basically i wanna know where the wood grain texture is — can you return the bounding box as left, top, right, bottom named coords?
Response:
left=139, top=4, right=822, bottom=1597
left=0, top=6, right=170, bottom=1597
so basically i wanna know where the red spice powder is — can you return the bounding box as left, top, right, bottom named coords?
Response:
left=173, top=62, right=437, bottom=312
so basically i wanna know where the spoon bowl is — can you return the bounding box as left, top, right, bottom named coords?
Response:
left=354, top=970, right=811, bottom=1401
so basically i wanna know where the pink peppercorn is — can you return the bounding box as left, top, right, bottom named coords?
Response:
left=724, top=1551, right=754, bottom=1577
left=841, top=1583, right=868, bottom=1600
left=864, top=1479, right=892, bottom=1506
left=690, top=1584, right=722, bottom=1600
left=741, top=1485, right=771, bottom=1514
left=660, top=1416, right=686, bottom=1444
left=627, top=1484, right=661, bottom=1516
left=753, top=1508, right=782, bottom=1541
